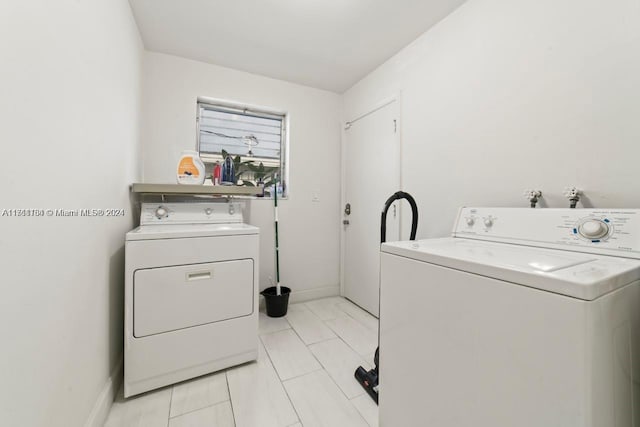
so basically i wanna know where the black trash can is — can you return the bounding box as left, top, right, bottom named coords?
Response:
left=261, top=286, right=291, bottom=317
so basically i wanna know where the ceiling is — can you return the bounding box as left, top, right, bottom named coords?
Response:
left=128, top=0, right=467, bottom=93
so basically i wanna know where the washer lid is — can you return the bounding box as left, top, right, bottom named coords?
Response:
left=126, top=223, right=259, bottom=240
left=382, top=237, right=640, bottom=300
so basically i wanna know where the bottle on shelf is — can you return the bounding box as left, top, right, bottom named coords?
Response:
left=221, top=155, right=235, bottom=185
left=176, top=150, right=205, bottom=185
left=213, top=162, right=221, bottom=185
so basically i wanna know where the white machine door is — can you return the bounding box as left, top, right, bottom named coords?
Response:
left=134, top=259, right=254, bottom=337
left=343, top=99, right=401, bottom=316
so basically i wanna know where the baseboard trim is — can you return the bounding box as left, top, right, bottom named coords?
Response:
left=258, top=285, right=340, bottom=307
left=289, top=285, right=340, bottom=303
left=84, top=356, right=123, bottom=427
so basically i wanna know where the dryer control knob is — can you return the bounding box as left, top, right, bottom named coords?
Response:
left=484, top=218, right=493, bottom=227
left=204, top=208, right=213, bottom=215
left=155, top=206, right=168, bottom=219
left=466, top=217, right=475, bottom=226
left=579, top=220, right=609, bottom=239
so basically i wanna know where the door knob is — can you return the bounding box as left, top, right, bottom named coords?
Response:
left=345, top=203, right=351, bottom=215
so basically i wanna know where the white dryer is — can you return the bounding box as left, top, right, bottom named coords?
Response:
left=124, top=202, right=259, bottom=397
left=380, top=208, right=640, bottom=427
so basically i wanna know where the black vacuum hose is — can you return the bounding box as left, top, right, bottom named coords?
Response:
left=380, top=191, right=418, bottom=243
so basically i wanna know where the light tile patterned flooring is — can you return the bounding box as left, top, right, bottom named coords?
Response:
left=104, top=296, right=379, bottom=427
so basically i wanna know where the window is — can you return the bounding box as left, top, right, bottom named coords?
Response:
left=197, top=99, right=287, bottom=196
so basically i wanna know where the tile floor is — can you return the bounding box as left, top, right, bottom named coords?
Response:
left=104, top=296, right=379, bottom=427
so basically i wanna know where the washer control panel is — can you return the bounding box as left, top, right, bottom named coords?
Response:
left=454, top=207, right=640, bottom=259
left=154, top=206, right=169, bottom=220
left=140, top=202, right=245, bottom=225
left=575, top=218, right=610, bottom=240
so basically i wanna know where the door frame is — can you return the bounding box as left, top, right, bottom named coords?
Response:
left=339, top=92, right=403, bottom=297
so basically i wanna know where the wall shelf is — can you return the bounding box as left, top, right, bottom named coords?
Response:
left=131, top=183, right=264, bottom=196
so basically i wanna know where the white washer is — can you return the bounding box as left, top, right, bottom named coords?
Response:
left=380, top=208, right=640, bottom=427
left=124, top=202, right=259, bottom=397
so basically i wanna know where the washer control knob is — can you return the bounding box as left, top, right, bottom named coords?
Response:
left=155, top=206, right=168, bottom=219
left=579, top=220, right=609, bottom=239
left=204, top=208, right=213, bottom=215
left=466, top=217, right=475, bottom=226
left=484, top=217, right=493, bottom=227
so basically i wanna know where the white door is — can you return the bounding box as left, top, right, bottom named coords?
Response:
left=343, top=100, right=401, bottom=317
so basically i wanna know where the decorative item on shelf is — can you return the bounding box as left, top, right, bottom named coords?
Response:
left=217, top=149, right=280, bottom=196
left=221, top=154, right=235, bottom=185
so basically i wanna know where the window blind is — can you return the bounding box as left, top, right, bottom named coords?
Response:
left=198, top=103, right=284, bottom=161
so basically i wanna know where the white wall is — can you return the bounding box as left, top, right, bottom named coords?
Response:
left=141, top=52, right=343, bottom=300
left=0, top=1, right=143, bottom=426
left=344, top=0, right=640, bottom=238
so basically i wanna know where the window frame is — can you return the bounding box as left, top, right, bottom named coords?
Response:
left=196, top=97, right=289, bottom=197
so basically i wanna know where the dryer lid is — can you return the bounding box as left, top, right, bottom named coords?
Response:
left=382, top=237, right=640, bottom=300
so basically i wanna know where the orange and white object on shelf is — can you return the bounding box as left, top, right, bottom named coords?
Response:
left=176, top=150, right=205, bottom=185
